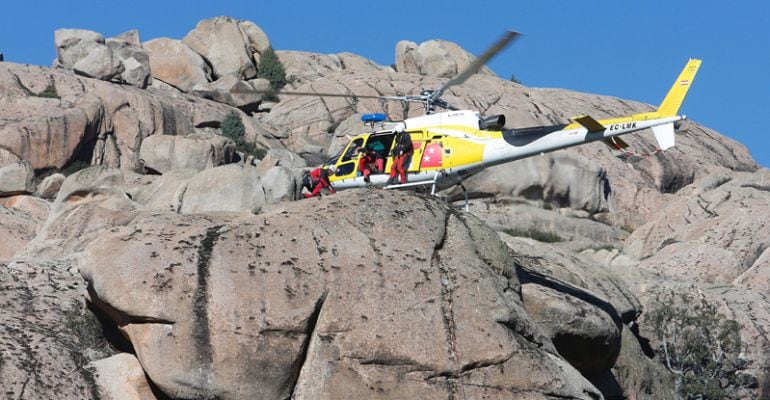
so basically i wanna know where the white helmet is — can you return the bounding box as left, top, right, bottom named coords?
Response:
left=392, top=123, right=405, bottom=133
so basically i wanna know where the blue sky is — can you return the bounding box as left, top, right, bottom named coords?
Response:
left=2, top=1, right=768, bottom=167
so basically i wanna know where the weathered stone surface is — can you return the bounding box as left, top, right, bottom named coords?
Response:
left=182, top=16, right=268, bottom=80
left=192, top=75, right=263, bottom=111
left=178, top=163, right=265, bottom=214
left=499, top=233, right=641, bottom=376
left=35, top=173, right=66, bottom=199
left=0, top=160, right=34, bottom=195
left=73, top=44, right=124, bottom=81
left=107, top=32, right=152, bottom=88
left=457, top=152, right=613, bottom=214
left=0, top=147, right=21, bottom=168
left=255, top=148, right=307, bottom=176
left=80, top=191, right=602, bottom=399
left=0, top=195, right=50, bottom=223
left=0, top=259, right=108, bottom=399
left=20, top=166, right=139, bottom=259
left=0, top=62, right=281, bottom=172
left=259, top=165, right=302, bottom=203
left=90, top=353, right=157, bottom=400
left=54, top=29, right=106, bottom=69
left=471, top=199, right=627, bottom=253
left=54, top=28, right=127, bottom=81
left=394, top=39, right=497, bottom=78
left=126, top=169, right=197, bottom=212
left=144, top=38, right=212, bottom=92
left=0, top=202, right=40, bottom=260
left=276, top=50, right=388, bottom=85
left=625, top=170, right=770, bottom=284
left=139, top=133, right=235, bottom=174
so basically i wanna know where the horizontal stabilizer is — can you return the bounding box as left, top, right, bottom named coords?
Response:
left=573, top=115, right=606, bottom=132
left=602, top=137, right=630, bottom=150
left=652, top=122, right=676, bottom=150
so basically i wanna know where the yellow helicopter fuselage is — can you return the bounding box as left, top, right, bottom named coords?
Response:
left=326, top=59, right=701, bottom=194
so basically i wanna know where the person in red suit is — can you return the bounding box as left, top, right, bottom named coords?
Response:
left=303, top=167, right=336, bottom=198
left=387, top=126, right=413, bottom=185
left=357, top=147, right=380, bottom=183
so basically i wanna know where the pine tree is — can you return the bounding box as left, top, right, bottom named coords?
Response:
left=257, top=46, right=287, bottom=90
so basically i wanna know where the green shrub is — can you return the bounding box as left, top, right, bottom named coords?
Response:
left=257, top=46, right=287, bottom=90
left=510, top=74, right=521, bottom=84
left=649, top=289, right=753, bottom=399
left=220, top=111, right=266, bottom=159
left=62, top=160, right=90, bottom=176
left=37, top=82, right=60, bottom=99
left=221, top=111, right=246, bottom=142
left=502, top=227, right=562, bottom=243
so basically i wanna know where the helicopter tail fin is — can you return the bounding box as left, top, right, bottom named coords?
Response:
left=657, top=59, right=702, bottom=117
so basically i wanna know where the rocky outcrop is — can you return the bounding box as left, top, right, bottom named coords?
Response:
left=457, top=151, right=613, bottom=213
left=182, top=16, right=270, bottom=80
left=395, top=39, right=497, bottom=78
left=0, top=62, right=274, bottom=172
left=106, top=30, right=152, bottom=89
left=139, top=133, right=236, bottom=174
left=80, top=190, right=602, bottom=399
left=144, top=38, right=212, bottom=92
left=277, top=50, right=389, bottom=85
left=177, top=163, right=266, bottom=213
left=55, top=29, right=124, bottom=81
left=90, top=353, right=157, bottom=400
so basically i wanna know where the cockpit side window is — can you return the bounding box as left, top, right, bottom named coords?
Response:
left=341, top=138, right=364, bottom=162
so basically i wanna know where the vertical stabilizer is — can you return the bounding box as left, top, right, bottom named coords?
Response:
left=657, top=59, right=702, bottom=117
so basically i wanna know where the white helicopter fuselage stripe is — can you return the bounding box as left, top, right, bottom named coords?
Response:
left=481, top=116, right=683, bottom=167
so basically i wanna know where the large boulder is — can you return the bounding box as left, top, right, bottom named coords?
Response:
left=178, top=163, right=265, bottom=214
left=35, top=173, right=66, bottom=199
left=394, top=39, right=497, bottom=78
left=144, top=38, right=212, bottom=92
left=139, top=133, right=236, bottom=174
left=55, top=29, right=124, bottom=81
left=80, top=190, right=602, bottom=399
left=499, top=233, right=641, bottom=378
left=106, top=30, right=152, bottom=88
left=0, top=160, right=35, bottom=196
left=182, top=16, right=270, bottom=80
left=90, top=353, right=157, bottom=400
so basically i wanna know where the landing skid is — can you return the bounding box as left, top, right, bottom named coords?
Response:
left=383, top=172, right=470, bottom=212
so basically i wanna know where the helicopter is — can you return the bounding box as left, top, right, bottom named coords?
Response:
left=287, top=32, right=702, bottom=199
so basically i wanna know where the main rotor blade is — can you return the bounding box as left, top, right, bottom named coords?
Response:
left=259, top=90, right=388, bottom=99
left=430, top=31, right=520, bottom=101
